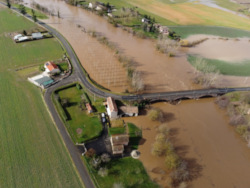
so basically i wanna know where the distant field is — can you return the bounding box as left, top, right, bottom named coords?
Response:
left=168, top=25, right=250, bottom=38
left=188, top=55, right=250, bottom=76
left=0, top=8, right=83, bottom=188
left=95, top=0, right=250, bottom=31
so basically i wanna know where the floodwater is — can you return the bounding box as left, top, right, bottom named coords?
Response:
left=18, top=1, right=250, bottom=187
left=124, top=99, right=250, bottom=188
left=186, top=35, right=250, bottom=62
left=23, top=0, right=250, bottom=92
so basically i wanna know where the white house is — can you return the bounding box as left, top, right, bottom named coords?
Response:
left=106, top=97, right=118, bottom=119
left=44, top=61, right=61, bottom=74
left=14, top=34, right=22, bottom=41
left=32, top=32, right=43, bottom=40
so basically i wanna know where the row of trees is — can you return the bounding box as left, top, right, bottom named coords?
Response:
left=151, top=123, right=190, bottom=186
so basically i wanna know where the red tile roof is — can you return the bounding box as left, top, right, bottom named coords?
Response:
left=107, top=97, right=118, bottom=112
left=45, top=61, right=58, bottom=71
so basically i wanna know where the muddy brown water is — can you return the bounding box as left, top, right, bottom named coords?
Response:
left=124, top=99, right=250, bottom=188
left=186, top=35, right=250, bottom=62
left=20, top=1, right=250, bottom=187
left=23, top=0, right=250, bottom=92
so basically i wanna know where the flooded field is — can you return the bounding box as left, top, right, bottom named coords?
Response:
left=22, top=0, right=250, bottom=92
left=187, top=35, right=250, bottom=62
left=124, top=99, right=250, bottom=188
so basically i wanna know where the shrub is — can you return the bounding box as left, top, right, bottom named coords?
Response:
left=85, top=148, right=96, bottom=158
left=236, top=125, right=249, bottom=136
left=155, top=133, right=166, bottom=142
left=215, top=96, right=230, bottom=109
left=98, top=167, right=108, bottom=177
left=229, top=114, right=246, bottom=126
left=101, top=153, right=111, bottom=163
left=171, top=161, right=190, bottom=182
left=158, top=123, right=170, bottom=135
left=148, top=108, right=163, bottom=122
left=165, top=153, right=181, bottom=170
left=76, top=83, right=82, bottom=90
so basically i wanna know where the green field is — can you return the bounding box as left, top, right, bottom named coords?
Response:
left=0, top=8, right=83, bottom=187
left=85, top=157, right=159, bottom=188
left=168, top=25, right=250, bottom=38
left=188, top=55, right=250, bottom=76
left=56, top=85, right=103, bottom=143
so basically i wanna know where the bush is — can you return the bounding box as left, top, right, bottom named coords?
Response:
left=229, top=114, right=246, bottom=126
left=171, top=161, right=190, bottom=182
left=76, top=83, right=82, bottom=90
left=215, top=96, right=230, bottom=109
left=158, top=123, right=170, bottom=135
left=236, top=125, right=249, bottom=136
left=165, top=153, right=181, bottom=170
left=98, top=167, right=108, bottom=177
left=148, top=108, right=163, bottom=122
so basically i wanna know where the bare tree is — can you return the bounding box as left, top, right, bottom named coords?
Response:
left=156, top=36, right=180, bottom=57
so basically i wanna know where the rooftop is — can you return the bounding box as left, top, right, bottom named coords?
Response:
left=107, top=97, right=118, bottom=112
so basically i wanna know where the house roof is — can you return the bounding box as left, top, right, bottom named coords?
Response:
left=107, top=97, right=118, bottom=112
left=119, top=106, right=138, bottom=115
left=111, top=144, right=124, bottom=154
left=33, top=75, right=53, bottom=86
left=45, top=62, right=59, bottom=71
left=86, top=103, right=93, bottom=112
left=32, top=32, right=43, bottom=38
left=111, top=134, right=129, bottom=145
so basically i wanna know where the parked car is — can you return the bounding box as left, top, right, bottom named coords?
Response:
left=102, top=117, right=106, bottom=123
left=101, top=113, right=105, bottom=118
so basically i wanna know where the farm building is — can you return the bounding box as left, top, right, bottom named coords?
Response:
left=28, top=74, right=54, bottom=89
left=119, top=106, right=138, bottom=117
left=141, top=18, right=150, bottom=23
left=159, top=26, right=169, bottom=34
left=32, top=32, right=43, bottom=40
left=86, top=103, right=93, bottom=113
left=110, top=134, right=129, bottom=155
left=44, top=61, right=61, bottom=74
left=106, top=97, right=118, bottom=119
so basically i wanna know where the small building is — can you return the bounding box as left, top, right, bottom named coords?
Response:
left=14, top=34, right=22, bottom=41
left=44, top=61, right=61, bottom=74
left=86, top=103, right=93, bottom=113
left=32, top=32, right=43, bottom=40
left=110, top=134, right=129, bottom=155
left=28, top=74, right=54, bottom=89
left=119, top=106, right=138, bottom=117
left=17, top=36, right=29, bottom=42
left=106, top=97, right=118, bottom=119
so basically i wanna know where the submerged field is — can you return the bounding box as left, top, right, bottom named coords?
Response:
left=0, top=7, right=83, bottom=187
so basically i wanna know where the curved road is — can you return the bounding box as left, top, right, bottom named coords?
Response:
left=3, top=2, right=250, bottom=188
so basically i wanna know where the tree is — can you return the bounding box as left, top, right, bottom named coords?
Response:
left=61, top=98, right=70, bottom=107
left=98, top=167, right=108, bottom=177
left=31, top=9, right=37, bottom=22
left=165, top=153, right=181, bottom=170
left=18, top=4, right=27, bottom=15
left=148, top=108, right=163, bottom=122
left=23, top=30, right=27, bottom=35
left=101, top=153, right=111, bottom=163
left=6, top=0, right=11, bottom=8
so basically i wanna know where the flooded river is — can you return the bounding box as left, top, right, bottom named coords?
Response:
left=23, top=0, right=250, bottom=92
left=125, top=99, right=250, bottom=188
left=20, top=1, right=250, bottom=187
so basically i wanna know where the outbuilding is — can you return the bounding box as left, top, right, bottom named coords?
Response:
left=32, top=32, right=43, bottom=40
left=106, top=97, right=118, bottom=119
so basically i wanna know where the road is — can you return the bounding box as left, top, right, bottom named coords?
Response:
left=3, top=2, right=250, bottom=188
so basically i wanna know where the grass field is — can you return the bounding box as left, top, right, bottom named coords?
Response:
left=0, top=7, right=83, bottom=187
left=56, top=85, right=103, bottom=143
left=85, top=157, right=159, bottom=188
left=188, top=55, right=250, bottom=76
left=168, top=25, right=250, bottom=38
left=93, top=0, right=250, bottom=31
